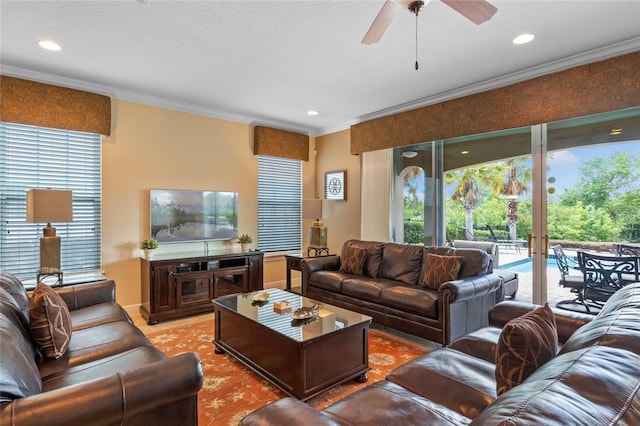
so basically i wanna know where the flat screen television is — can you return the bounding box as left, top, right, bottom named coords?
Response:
left=150, top=189, right=239, bottom=243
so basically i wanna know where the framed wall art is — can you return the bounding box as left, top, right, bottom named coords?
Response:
left=325, top=170, right=346, bottom=201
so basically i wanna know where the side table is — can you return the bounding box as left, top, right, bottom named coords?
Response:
left=37, top=268, right=63, bottom=287
left=285, top=254, right=304, bottom=293
left=285, top=253, right=335, bottom=294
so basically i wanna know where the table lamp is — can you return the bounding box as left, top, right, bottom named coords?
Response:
left=26, top=189, right=73, bottom=272
left=302, top=199, right=334, bottom=256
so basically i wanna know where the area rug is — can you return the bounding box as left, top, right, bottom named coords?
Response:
left=145, top=317, right=429, bottom=426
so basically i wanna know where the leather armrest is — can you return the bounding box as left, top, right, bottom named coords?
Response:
left=239, top=398, right=341, bottom=426
left=54, top=280, right=116, bottom=310
left=301, top=256, right=340, bottom=294
left=0, top=353, right=203, bottom=426
left=439, top=273, right=502, bottom=303
left=488, top=301, right=594, bottom=344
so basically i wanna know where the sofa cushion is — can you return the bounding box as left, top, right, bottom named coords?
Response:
left=29, top=283, right=73, bottom=360
left=0, top=313, right=43, bottom=403
left=0, top=271, right=30, bottom=321
left=558, top=283, right=640, bottom=356
left=448, top=327, right=501, bottom=364
left=381, top=286, right=438, bottom=318
left=495, top=303, right=557, bottom=395
left=343, top=239, right=384, bottom=278
left=377, top=243, right=424, bottom=286
left=422, top=247, right=490, bottom=281
left=452, top=248, right=491, bottom=278
left=38, top=320, right=154, bottom=378
left=341, top=277, right=399, bottom=304
left=421, top=253, right=464, bottom=289
left=473, top=346, right=640, bottom=425
left=323, top=380, right=474, bottom=426
left=387, top=348, right=497, bottom=419
left=42, top=346, right=166, bottom=391
left=339, top=244, right=367, bottom=275
left=69, top=302, right=133, bottom=331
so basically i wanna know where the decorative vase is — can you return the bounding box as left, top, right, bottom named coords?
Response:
left=144, top=249, right=155, bottom=260
left=241, top=244, right=247, bottom=252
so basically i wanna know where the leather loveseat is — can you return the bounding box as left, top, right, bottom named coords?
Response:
left=301, top=240, right=502, bottom=346
left=240, top=282, right=640, bottom=425
left=0, top=271, right=203, bottom=426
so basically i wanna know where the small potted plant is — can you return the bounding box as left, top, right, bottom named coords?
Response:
left=238, top=234, right=253, bottom=252
left=140, top=239, right=158, bottom=259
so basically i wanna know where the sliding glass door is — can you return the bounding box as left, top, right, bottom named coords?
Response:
left=393, top=107, right=639, bottom=306
left=544, top=108, right=640, bottom=307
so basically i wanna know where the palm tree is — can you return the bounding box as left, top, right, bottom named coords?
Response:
left=447, top=165, right=506, bottom=240
left=500, top=158, right=531, bottom=241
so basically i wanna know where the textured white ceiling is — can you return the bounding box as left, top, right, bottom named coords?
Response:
left=1, top=0, right=639, bottom=136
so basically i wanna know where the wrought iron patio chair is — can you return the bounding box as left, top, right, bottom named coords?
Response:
left=616, top=243, right=640, bottom=257
left=577, top=251, right=640, bottom=312
left=553, top=245, right=586, bottom=311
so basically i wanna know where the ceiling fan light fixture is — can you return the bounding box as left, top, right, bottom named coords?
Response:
left=513, top=33, right=535, bottom=45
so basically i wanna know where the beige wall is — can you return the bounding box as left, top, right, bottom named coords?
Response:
left=102, top=100, right=317, bottom=307
left=314, top=129, right=362, bottom=255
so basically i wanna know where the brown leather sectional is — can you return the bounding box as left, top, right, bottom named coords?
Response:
left=0, top=271, right=203, bottom=426
left=240, top=283, right=640, bottom=425
left=301, top=240, right=503, bottom=345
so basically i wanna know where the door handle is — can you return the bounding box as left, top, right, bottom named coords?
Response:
left=527, top=234, right=533, bottom=258
left=544, top=234, right=549, bottom=259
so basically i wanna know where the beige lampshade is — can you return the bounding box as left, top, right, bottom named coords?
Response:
left=302, top=199, right=334, bottom=220
left=26, top=189, right=73, bottom=223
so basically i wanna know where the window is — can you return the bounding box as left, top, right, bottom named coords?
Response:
left=257, top=156, right=301, bottom=253
left=0, top=122, right=102, bottom=277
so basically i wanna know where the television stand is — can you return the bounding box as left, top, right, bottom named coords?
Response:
left=140, top=249, right=263, bottom=324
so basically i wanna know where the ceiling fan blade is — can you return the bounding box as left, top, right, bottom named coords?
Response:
left=362, top=0, right=402, bottom=45
left=441, top=0, right=497, bottom=25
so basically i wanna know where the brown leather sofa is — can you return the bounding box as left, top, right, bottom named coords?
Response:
left=0, top=271, right=203, bottom=426
left=301, top=240, right=502, bottom=346
left=240, top=282, right=640, bottom=425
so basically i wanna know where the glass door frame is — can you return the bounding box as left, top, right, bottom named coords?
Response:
left=530, top=124, right=548, bottom=305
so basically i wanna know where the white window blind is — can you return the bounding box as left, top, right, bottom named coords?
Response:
left=0, top=122, right=102, bottom=277
left=257, top=156, right=301, bottom=253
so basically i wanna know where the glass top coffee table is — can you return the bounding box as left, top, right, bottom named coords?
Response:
left=212, top=288, right=372, bottom=400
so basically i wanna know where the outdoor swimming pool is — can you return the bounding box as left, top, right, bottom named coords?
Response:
left=500, top=257, right=561, bottom=273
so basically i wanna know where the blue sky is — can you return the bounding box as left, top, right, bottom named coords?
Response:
left=546, top=141, right=640, bottom=196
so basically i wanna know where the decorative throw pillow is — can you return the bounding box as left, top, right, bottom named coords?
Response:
left=29, top=282, right=73, bottom=359
left=340, top=245, right=368, bottom=275
left=421, top=253, right=463, bottom=289
left=495, top=303, right=557, bottom=396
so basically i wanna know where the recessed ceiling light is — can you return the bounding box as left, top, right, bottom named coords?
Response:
left=38, top=40, right=61, bottom=51
left=307, top=110, right=318, bottom=116
left=513, top=33, right=535, bottom=45
left=461, top=150, right=470, bottom=155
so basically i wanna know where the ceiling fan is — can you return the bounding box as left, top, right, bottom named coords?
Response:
left=362, top=0, right=498, bottom=45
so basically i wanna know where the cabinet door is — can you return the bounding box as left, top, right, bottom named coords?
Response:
left=213, top=266, right=247, bottom=298
left=152, top=264, right=175, bottom=312
left=174, top=271, right=214, bottom=309
left=247, top=254, right=264, bottom=291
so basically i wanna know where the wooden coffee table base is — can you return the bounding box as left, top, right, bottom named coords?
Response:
left=213, top=306, right=370, bottom=401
